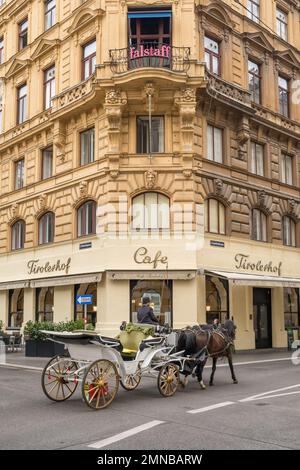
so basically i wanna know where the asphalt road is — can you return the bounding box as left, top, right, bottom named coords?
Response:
left=0, top=353, right=300, bottom=450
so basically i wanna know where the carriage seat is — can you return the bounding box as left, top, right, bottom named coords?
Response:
left=139, top=336, right=165, bottom=352
left=97, top=336, right=123, bottom=352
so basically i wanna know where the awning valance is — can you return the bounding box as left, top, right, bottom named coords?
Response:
left=108, top=270, right=195, bottom=281
left=0, top=281, right=30, bottom=291
left=205, top=270, right=300, bottom=288
left=29, top=272, right=102, bottom=288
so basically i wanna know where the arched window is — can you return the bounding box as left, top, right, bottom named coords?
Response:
left=132, top=192, right=170, bottom=230
left=36, top=287, right=54, bottom=322
left=283, top=216, right=296, bottom=247
left=9, top=288, right=24, bottom=327
left=39, top=212, right=54, bottom=245
left=206, top=276, right=229, bottom=324
left=205, top=199, right=226, bottom=234
left=11, top=219, right=25, bottom=250
left=252, top=208, right=267, bottom=242
left=77, top=200, right=96, bottom=237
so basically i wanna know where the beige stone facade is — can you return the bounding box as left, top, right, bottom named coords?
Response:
left=1, top=0, right=300, bottom=349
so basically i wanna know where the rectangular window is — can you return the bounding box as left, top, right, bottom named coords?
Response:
left=45, top=0, right=56, bottom=31
left=82, top=40, right=96, bottom=80
left=0, top=36, right=4, bottom=64
left=281, top=153, right=293, bottom=185
left=250, top=142, right=264, bottom=176
left=278, top=76, right=289, bottom=117
left=248, top=60, right=261, bottom=104
left=15, top=159, right=24, bottom=190
left=0, top=95, right=3, bottom=134
left=44, top=66, right=55, bottom=110
left=80, top=128, right=95, bottom=165
left=204, top=36, right=220, bottom=76
left=137, top=116, right=164, bottom=153
left=18, top=18, right=28, bottom=50
left=17, top=84, right=27, bottom=124
left=42, top=147, right=53, bottom=180
left=252, top=209, right=267, bottom=242
left=247, top=0, right=260, bottom=23
left=276, top=8, right=288, bottom=40
left=207, top=125, right=223, bottom=163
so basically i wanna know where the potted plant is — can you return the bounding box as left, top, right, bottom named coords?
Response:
left=24, top=319, right=84, bottom=357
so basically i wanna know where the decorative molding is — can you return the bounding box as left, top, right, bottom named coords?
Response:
left=144, top=169, right=157, bottom=189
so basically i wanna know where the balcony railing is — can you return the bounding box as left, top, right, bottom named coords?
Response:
left=109, top=43, right=190, bottom=74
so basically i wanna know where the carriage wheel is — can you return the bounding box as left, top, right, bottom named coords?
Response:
left=82, top=359, right=119, bottom=410
left=120, top=370, right=141, bottom=391
left=41, top=355, right=78, bottom=402
left=158, top=363, right=180, bottom=397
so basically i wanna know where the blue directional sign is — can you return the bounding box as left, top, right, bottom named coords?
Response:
left=76, top=295, right=93, bottom=305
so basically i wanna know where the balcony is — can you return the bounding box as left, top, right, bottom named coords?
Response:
left=109, top=43, right=190, bottom=74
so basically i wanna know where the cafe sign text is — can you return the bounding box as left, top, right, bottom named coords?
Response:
left=235, top=253, right=282, bottom=276
left=27, top=258, right=71, bottom=276
left=134, top=247, right=168, bottom=270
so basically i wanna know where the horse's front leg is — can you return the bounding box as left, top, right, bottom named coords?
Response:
left=195, top=359, right=206, bottom=389
left=228, top=351, right=238, bottom=384
left=209, top=357, right=217, bottom=386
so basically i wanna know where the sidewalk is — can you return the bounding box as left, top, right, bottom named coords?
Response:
left=0, top=348, right=292, bottom=371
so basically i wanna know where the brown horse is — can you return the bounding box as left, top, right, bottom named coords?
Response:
left=177, top=320, right=238, bottom=388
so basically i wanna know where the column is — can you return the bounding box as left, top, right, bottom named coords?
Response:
left=173, top=278, right=198, bottom=329
left=230, top=284, right=255, bottom=350
left=0, top=291, right=8, bottom=326
left=23, top=288, right=35, bottom=326
left=53, top=285, right=73, bottom=323
left=272, top=287, right=286, bottom=348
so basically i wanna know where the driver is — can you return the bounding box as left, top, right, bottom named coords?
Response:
left=137, top=297, right=159, bottom=326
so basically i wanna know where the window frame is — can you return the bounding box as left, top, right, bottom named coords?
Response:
left=38, top=212, right=55, bottom=245
left=18, top=17, right=28, bottom=51
left=44, top=0, right=56, bottom=31
left=80, top=127, right=95, bottom=166
left=82, top=39, right=96, bottom=80
left=251, top=208, right=267, bottom=242
left=0, top=36, right=4, bottom=64
left=283, top=216, right=296, bottom=247
left=17, top=83, right=27, bottom=125
left=250, top=141, right=264, bottom=176
left=248, top=59, right=261, bottom=104
left=15, top=158, right=24, bottom=190
left=206, top=124, right=223, bottom=163
left=41, top=146, right=53, bottom=180
left=278, top=75, right=289, bottom=117
left=136, top=116, right=164, bottom=154
left=204, top=35, right=221, bottom=76
left=77, top=200, right=96, bottom=238
left=276, top=7, right=288, bottom=41
left=281, top=153, right=293, bottom=185
left=131, top=192, right=170, bottom=231
left=43, top=65, right=55, bottom=110
left=247, top=0, right=260, bottom=23
left=11, top=219, right=25, bottom=251
left=205, top=198, right=226, bottom=235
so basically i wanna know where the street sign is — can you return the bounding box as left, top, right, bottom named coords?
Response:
left=76, top=295, right=93, bottom=305
left=79, top=241, right=92, bottom=250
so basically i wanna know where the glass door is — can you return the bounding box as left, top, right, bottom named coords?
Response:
left=253, top=288, right=272, bottom=348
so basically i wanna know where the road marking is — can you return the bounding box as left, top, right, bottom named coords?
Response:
left=239, top=383, right=300, bottom=402
left=0, top=362, right=43, bottom=371
left=88, top=420, right=165, bottom=449
left=204, top=357, right=290, bottom=369
left=187, top=401, right=235, bottom=414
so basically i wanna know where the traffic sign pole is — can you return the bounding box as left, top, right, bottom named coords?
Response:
left=84, top=304, right=87, bottom=330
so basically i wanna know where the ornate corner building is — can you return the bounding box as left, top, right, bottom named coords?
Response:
left=0, top=0, right=300, bottom=349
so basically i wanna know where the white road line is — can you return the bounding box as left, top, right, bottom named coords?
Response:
left=239, top=383, right=300, bottom=402
left=0, top=363, right=43, bottom=371
left=88, top=420, right=165, bottom=449
left=187, top=401, right=235, bottom=414
left=204, top=357, right=291, bottom=368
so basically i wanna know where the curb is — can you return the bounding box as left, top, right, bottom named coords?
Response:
left=0, top=362, right=43, bottom=371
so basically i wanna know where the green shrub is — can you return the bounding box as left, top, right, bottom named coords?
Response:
left=124, top=322, right=154, bottom=337
left=86, top=323, right=95, bottom=331
left=0, top=320, right=3, bottom=332
left=24, top=319, right=85, bottom=341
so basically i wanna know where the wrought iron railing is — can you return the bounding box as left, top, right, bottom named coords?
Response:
left=109, top=43, right=190, bottom=74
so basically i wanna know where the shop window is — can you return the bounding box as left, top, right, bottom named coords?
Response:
left=247, top=0, right=260, bottom=23
left=130, top=279, right=172, bottom=326
left=248, top=60, right=261, bottom=104
left=205, top=198, right=226, bottom=235
left=9, top=288, right=24, bottom=327
left=132, top=192, right=170, bottom=230
left=251, top=208, right=267, bottom=242
left=205, top=276, right=228, bottom=324
left=207, top=125, right=223, bottom=163
left=204, top=36, right=220, bottom=76
left=250, top=142, right=264, bottom=176
left=137, top=116, right=164, bottom=153
left=11, top=219, right=25, bottom=250
left=284, top=288, right=299, bottom=328
left=74, top=283, right=97, bottom=327
left=36, top=287, right=54, bottom=322
left=283, top=216, right=296, bottom=247
left=80, top=127, right=95, bottom=165
left=77, top=200, right=96, bottom=237
left=82, top=40, right=96, bottom=80
left=39, top=212, right=54, bottom=245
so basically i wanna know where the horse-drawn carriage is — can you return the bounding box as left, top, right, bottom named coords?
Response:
left=41, top=327, right=199, bottom=410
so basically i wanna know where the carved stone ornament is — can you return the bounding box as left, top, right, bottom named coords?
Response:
left=105, top=89, right=126, bottom=105
left=180, top=87, right=196, bottom=103
left=11, top=203, right=19, bottom=218
left=214, top=179, right=223, bottom=196
left=288, top=199, right=296, bottom=214
left=79, top=180, right=88, bottom=198
left=144, top=169, right=157, bottom=189
left=38, top=194, right=48, bottom=212
left=144, top=82, right=155, bottom=97
left=258, top=190, right=267, bottom=208
left=110, top=170, right=119, bottom=179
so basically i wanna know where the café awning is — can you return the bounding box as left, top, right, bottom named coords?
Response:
left=0, top=280, right=30, bottom=291
left=205, top=270, right=300, bottom=288
left=107, top=270, right=196, bottom=280
left=29, top=272, right=102, bottom=288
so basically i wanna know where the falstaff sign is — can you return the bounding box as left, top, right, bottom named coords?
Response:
left=130, top=44, right=171, bottom=60
left=27, top=258, right=71, bottom=276
left=235, top=253, right=282, bottom=276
